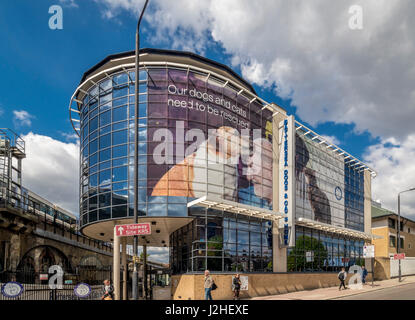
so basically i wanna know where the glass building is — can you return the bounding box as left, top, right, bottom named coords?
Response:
left=70, top=49, right=376, bottom=274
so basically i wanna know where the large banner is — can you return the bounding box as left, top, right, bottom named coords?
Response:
left=295, top=132, right=345, bottom=228
left=145, top=68, right=273, bottom=210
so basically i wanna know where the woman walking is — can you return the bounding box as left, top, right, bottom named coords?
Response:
left=233, top=274, right=241, bottom=300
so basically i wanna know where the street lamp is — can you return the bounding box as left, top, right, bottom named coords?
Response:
left=133, top=0, right=149, bottom=301
left=397, top=187, right=415, bottom=282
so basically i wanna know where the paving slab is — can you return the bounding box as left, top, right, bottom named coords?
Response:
left=249, top=275, right=415, bottom=300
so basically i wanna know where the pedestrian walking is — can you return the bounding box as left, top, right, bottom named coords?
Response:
left=204, top=270, right=214, bottom=300
left=232, top=274, right=241, bottom=300
left=338, top=267, right=348, bottom=291
left=101, top=279, right=114, bottom=300
left=361, top=266, right=368, bottom=284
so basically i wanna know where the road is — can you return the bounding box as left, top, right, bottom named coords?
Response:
left=334, top=282, right=415, bottom=300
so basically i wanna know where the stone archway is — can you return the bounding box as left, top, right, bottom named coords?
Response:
left=17, top=245, right=74, bottom=282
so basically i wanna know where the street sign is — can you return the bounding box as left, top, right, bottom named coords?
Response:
left=363, top=245, right=375, bottom=258
left=115, top=223, right=151, bottom=237
left=306, top=251, right=314, bottom=262
left=39, top=274, right=48, bottom=281
left=394, top=253, right=405, bottom=260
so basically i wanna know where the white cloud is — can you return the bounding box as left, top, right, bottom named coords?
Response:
left=59, top=0, right=78, bottom=8
left=95, top=0, right=415, bottom=142
left=321, top=135, right=341, bottom=146
left=60, top=132, right=80, bottom=143
left=364, top=135, right=415, bottom=221
left=22, top=133, right=79, bottom=215
left=13, top=110, right=34, bottom=127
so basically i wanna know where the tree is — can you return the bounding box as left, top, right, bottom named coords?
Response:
left=287, top=235, right=328, bottom=272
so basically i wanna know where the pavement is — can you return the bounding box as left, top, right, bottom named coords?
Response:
left=250, top=275, right=415, bottom=300
left=336, top=282, right=415, bottom=300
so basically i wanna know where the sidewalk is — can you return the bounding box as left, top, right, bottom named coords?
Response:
left=250, top=275, right=415, bottom=300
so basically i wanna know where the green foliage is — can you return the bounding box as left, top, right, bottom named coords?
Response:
left=287, top=235, right=328, bottom=271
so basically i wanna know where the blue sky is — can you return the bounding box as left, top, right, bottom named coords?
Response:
left=0, top=0, right=414, bottom=222
left=0, top=0, right=378, bottom=157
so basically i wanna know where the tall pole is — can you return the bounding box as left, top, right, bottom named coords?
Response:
left=133, top=0, right=149, bottom=301
left=397, top=193, right=401, bottom=282
left=397, top=188, right=415, bottom=283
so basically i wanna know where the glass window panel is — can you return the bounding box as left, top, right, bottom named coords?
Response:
left=112, top=191, right=128, bottom=206
left=113, top=97, right=128, bottom=107
left=100, top=78, right=112, bottom=92
left=100, top=124, right=111, bottom=135
left=113, top=73, right=128, bottom=85
left=112, top=144, right=127, bottom=158
left=99, top=169, right=111, bottom=186
left=100, top=92, right=112, bottom=105
left=112, top=205, right=127, bottom=218
left=139, top=103, right=147, bottom=118
left=113, top=106, right=128, bottom=122
left=113, top=181, right=128, bottom=191
left=99, top=207, right=111, bottom=220
left=113, top=121, right=127, bottom=131
left=148, top=203, right=167, bottom=216
left=112, top=166, right=128, bottom=182
left=99, top=160, right=111, bottom=171
left=113, top=86, right=128, bottom=98
left=100, top=111, right=111, bottom=127
left=99, top=134, right=111, bottom=149
left=113, top=130, right=127, bottom=145
left=99, top=148, right=111, bottom=162
left=89, top=153, right=98, bottom=167
left=89, top=117, right=98, bottom=133
left=113, top=157, right=128, bottom=167
left=89, top=139, right=98, bottom=155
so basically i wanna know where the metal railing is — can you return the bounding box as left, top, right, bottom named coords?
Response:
left=0, top=128, right=25, bottom=155
left=0, top=186, right=113, bottom=253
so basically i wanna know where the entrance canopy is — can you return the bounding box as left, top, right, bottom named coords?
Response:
left=296, top=217, right=382, bottom=240
left=187, top=195, right=283, bottom=222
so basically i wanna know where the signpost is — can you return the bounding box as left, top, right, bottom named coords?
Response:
left=115, top=223, right=151, bottom=237
left=113, top=223, right=152, bottom=300
left=363, top=245, right=375, bottom=287
left=394, top=253, right=405, bottom=260
left=363, top=245, right=375, bottom=258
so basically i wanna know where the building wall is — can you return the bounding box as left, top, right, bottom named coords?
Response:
left=272, top=104, right=288, bottom=272
left=372, top=227, right=390, bottom=258
left=171, top=272, right=373, bottom=300
left=372, top=222, right=415, bottom=258
left=0, top=226, right=112, bottom=273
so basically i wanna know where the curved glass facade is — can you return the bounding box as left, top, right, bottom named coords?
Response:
left=80, top=70, right=146, bottom=226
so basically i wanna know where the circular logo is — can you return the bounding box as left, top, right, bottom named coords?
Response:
left=335, top=186, right=343, bottom=201
left=1, top=282, right=24, bottom=298
left=74, top=283, right=91, bottom=298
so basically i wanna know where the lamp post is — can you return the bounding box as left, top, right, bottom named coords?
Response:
left=397, top=187, right=415, bottom=282
left=133, top=0, right=149, bottom=301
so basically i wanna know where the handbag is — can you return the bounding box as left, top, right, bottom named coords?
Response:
left=211, top=281, right=217, bottom=291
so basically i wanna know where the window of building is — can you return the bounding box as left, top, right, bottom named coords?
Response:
left=389, top=235, right=396, bottom=248
left=287, top=226, right=365, bottom=273
left=388, top=218, right=396, bottom=229
left=400, top=237, right=404, bottom=250
left=170, top=208, right=273, bottom=274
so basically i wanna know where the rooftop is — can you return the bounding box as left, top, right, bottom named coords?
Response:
left=372, top=204, right=415, bottom=225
